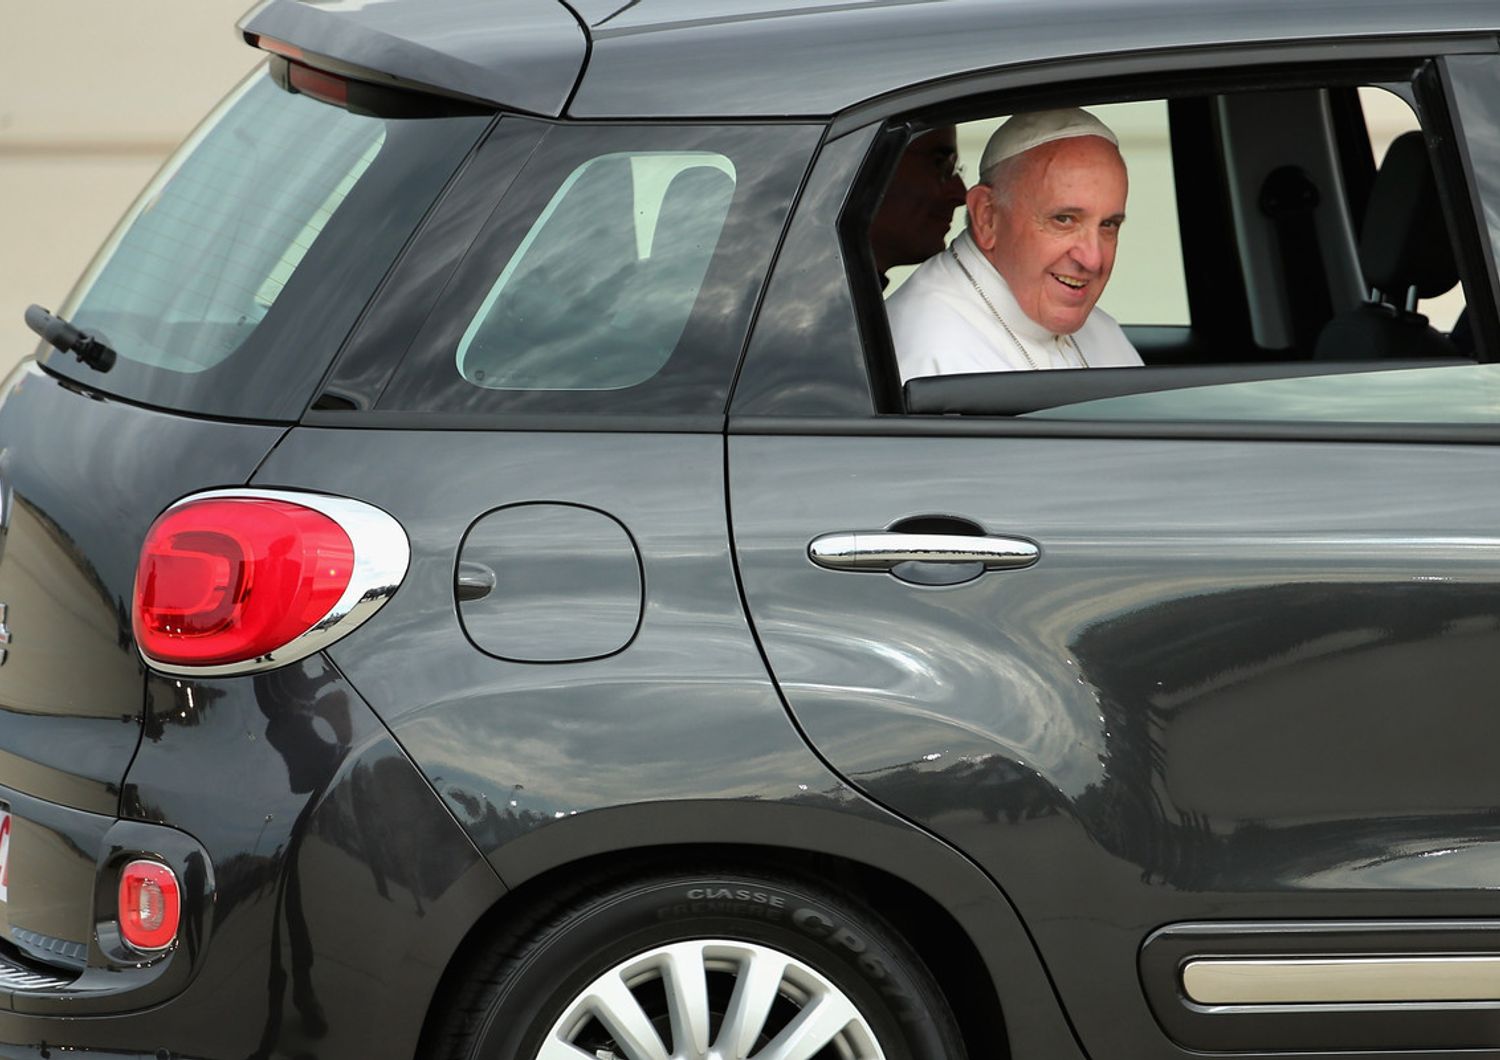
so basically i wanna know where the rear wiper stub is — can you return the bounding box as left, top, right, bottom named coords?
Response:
left=24, top=305, right=116, bottom=372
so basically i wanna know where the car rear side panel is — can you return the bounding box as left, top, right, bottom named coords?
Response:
left=0, top=364, right=286, bottom=813
left=0, top=364, right=512, bottom=1057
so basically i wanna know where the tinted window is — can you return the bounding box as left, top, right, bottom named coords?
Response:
left=374, top=122, right=820, bottom=419
left=51, top=69, right=490, bottom=422
left=456, top=152, right=736, bottom=391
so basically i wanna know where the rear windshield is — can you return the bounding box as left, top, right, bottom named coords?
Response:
left=51, top=68, right=490, bottom=421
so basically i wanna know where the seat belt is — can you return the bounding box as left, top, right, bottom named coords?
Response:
left=1260, top=165, right=1334, bottom=352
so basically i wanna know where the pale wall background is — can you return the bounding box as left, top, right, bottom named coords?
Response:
left=1, top=2, right=259, bottom=372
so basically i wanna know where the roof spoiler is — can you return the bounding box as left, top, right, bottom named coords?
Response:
left=238, top=0, right=587, bottom=117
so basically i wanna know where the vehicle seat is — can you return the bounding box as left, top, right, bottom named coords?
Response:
left=1314, top=131, right=1459, bottom=360
left=459, top=153, right=642, bottom=387
left=610, top=164, right=735, bottom=366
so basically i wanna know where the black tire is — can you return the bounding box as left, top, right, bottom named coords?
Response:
left=432, top=869, right=968, bottom=1060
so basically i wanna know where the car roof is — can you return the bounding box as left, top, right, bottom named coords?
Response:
left=241, top=0, right=1500, bottom=121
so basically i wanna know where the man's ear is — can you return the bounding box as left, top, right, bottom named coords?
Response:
left=966, top=184, right=998, bottom=252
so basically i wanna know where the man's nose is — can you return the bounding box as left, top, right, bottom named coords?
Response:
left=1069, top=227, right=1106, bottom=272
left=940, top=172, right=967, bottom=205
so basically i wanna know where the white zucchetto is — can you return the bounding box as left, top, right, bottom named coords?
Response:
left=979, top=108, right=1120, bottom=180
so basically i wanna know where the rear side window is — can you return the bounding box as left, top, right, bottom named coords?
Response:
left=456, top=152, right=736, bottom=391
left=52, top=68, right=490, bottom=422
left=368, top=121, right=820, bottom=419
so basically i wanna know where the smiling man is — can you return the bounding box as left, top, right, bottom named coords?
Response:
left=889, top=108, right=1142, bottom=376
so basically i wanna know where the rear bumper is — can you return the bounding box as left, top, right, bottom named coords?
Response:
left=0, top=791, right=213, bottom=1016
left=0, top=655, right=507, bottom=1059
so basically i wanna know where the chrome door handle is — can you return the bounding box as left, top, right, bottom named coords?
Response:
left=807, top=532, right=1039, bottom=572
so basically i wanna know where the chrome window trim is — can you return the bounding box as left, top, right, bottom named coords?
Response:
left=136, top=488, right=410, bottom=678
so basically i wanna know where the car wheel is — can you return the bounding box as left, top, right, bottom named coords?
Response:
left=433, top=870, right=967, bottom=1059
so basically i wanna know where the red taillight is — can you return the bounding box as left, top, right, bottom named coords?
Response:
left=133, top=498, right=355, bottom=667
left=118, top=860, right=181, bottom=952
left=252, top=35, right=304, bottom=61
left=286, top=61, right=350, bottom=108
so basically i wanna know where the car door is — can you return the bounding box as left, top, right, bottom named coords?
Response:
left=728, top=52, right=1500, bottom=1060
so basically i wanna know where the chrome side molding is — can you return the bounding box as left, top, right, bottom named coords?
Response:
left=1142, top=920, right=1500, bottom=1052
left=1183, top=955, right=1500, bottom=1005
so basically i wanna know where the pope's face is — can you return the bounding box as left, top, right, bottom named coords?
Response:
left=970, top=135, right=1128, bottom=335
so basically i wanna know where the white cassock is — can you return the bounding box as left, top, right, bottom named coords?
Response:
left=888, top=230, right=1142, bottom=380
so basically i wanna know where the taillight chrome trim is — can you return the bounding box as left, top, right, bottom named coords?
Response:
left=137, top=488, right=410, bottom=678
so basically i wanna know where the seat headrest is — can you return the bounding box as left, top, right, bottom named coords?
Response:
left=653, top=165, right=735, bottom=252
left=1359, top=130, right=1458, bottom=299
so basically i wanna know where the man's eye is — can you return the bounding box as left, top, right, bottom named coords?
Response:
left=935, top=157, right=964, bottom=180
left=1052, top=214, right=1075, bottom=226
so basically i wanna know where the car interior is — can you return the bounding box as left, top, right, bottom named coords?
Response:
left=861, top=65, right=1487, bottom=419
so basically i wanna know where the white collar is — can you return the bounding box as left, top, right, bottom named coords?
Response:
left=950, top=230, right=1058, bottom=344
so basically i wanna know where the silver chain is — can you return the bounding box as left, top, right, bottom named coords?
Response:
left=948, top=245, right=1089, bottom=370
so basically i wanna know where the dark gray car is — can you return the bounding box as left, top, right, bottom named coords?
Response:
left=4, top=1, right=1500, bottom=1057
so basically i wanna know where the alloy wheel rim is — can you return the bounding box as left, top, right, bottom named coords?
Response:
left=539, top=938, right=887, bottom=1060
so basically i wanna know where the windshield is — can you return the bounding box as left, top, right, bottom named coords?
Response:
left=52, top=67, right=490, bottom=421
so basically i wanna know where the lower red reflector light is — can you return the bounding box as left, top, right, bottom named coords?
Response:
left=118, top=860, right=181, bottom=952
